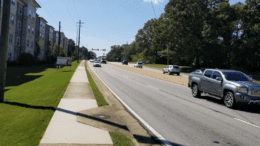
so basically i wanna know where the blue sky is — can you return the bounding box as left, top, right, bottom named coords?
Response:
left=36, top=0, right=245, bottom=57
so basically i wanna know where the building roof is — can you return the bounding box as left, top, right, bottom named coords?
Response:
left=31, top=0, right=41, bottom=8
left=18, top=0, right=27, bottom=6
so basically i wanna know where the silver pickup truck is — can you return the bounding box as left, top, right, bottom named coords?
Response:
left=188, top=69, right=260, bottom=108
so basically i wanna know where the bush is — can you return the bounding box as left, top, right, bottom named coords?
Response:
left=18, top=52, right=36, bottom=66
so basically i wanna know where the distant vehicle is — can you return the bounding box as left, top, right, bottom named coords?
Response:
left=188, top=69, right=260, bottom=108
left=93, top=61, right=101, bottom=67
left=90, top=59, right=94, bottom=62
left=163, top=65, right=180, bottom=75
left=101, top=58, right=106, bottom=64
left=122, top=60, right=128, bottom=65
left=134, top=62, right=143, bottom=68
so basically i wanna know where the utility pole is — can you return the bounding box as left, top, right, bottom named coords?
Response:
left=0, top=0, right=11, bottom=102
left=76, top=29, right=78, bottom=59
left=76, top=20, right=84, bottom=63
left=58, top=21, right=61, bottom=56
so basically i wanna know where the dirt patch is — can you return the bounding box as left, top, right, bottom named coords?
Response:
left=109, top=63, right=189, bottom=87
left=77, top=62, right=160, bottom=146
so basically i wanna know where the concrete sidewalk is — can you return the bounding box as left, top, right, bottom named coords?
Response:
left=39, top=60, right=113, bottom=146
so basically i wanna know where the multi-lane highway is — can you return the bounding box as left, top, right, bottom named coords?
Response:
left=88, top=61, right=260, bottom=146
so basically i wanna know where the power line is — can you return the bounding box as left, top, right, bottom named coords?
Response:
left=64, top=0, right=76, bottom=25
left=37, top=0, right=58, bottom=24
left=151, top=1, right=156, bottom=18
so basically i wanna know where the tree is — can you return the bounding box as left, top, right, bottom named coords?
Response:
left=0, top=0, right=11, bottom=102
left=34, top=40, right=41, bottom=62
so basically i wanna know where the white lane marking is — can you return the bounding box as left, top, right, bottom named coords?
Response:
left=147, top=85, right=159, bottom=90
left=89, top=61, right=172, bottom=146
left=234, top=118, right=260, bottom=129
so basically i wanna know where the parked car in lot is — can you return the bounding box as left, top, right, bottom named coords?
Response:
left=134, top=62, right=143, bottom=68
left=122, top=60, right=128, bottom=65
left=163, top=65, right=180, bottom=75
left=188, top=69, right=260, bottom=108
left=93, top=61, right=101, bottom=67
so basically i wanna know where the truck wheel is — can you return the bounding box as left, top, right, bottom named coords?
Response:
left=163, top=70, right=165, bottom=74
left=177, top=73, right=180, bottom=76
left=192, top=84, right=201, bottom=97
left=224, top=91, right=236, bottom=108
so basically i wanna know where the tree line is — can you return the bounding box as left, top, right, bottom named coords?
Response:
left=107, top=0, right=260, bottom=72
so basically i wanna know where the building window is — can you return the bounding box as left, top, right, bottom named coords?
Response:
left=31, top=41, right=33, bottom=48
left=8, top=53, right=12, bottom=61
left=28, top=9, right=31, bottom=17
left=18, top=21, right=21, bottom=30
left=10, top=15, right=14, bottom=24
left=32, top=28, right=34, bottom=34
left=28, top=25, right=30, bottom=32
left=17, top=37, right=20, bottom=46
left=19, top=5, right=22, bottom=15
left=32, top=12, right=35, bottom=20
left=9, top=34, right=13, bottom=43
left=11, top=0, right=15, bottom=6
left=27, top=40, right=29, bottom=47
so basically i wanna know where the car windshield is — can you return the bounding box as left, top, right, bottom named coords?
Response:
left=222, top=71, right=249, bottom=81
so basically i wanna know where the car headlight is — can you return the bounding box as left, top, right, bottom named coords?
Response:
left=237, top=87, right=248, bottom=93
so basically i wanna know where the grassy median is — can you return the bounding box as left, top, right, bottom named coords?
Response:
left=85, top=61, right=109, bottom=107
left=110, top=131, right=135, bottom=146
left=0, top=61, right=81, bottom=146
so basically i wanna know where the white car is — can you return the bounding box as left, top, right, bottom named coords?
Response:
left=90, top=59, right=94, bottom=62
left=163, top=65, right=180, bottom=75
left=134, top=62, right=143, bottom=68
left=93, top=61, right=101, bottom=67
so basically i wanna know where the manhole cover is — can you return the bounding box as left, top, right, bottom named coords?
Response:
left=93, top=114, right=110, bottom=119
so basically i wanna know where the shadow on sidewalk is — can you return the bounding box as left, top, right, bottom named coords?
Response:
left=56, top=107, right=129, bottom=131
left=2, top=101, right=129, bottom=131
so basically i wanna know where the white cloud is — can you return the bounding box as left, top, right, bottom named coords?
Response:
left=144, top=0, right=164, bottom=4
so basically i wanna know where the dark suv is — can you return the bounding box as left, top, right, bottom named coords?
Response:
left=122, top=60, right=128, bottom=65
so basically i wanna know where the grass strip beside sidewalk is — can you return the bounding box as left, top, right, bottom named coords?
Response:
left=0, top=60, right=81, bottom=146
left=85, top=61, right=109, bottom=107
left=110, top=131, right=135, bottom=146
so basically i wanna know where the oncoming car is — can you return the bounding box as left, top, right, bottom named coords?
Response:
left=93, top=61, right=101, bottom=67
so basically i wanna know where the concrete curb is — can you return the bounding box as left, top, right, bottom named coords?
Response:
left=87, top=61, right=172, bottom=146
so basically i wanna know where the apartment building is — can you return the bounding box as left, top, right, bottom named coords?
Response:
left=63, top=36, right=68, bottom=52
left=0, top=0, right=3, bottom=38
left=54, top=30, right=59, bottom=45
left=21, top=0, right=41, bottom=56
left=48, top=25, right=54, bottom=52
left=35, top=14, right=47, bottom=60
left=7, top=0, right=18, bottom=61
left=13, top=0, right=27, bottom=61
left=60, top=31, right=64, bottom=49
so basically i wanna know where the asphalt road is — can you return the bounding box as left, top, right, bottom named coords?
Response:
left=108, top=62, right=189, bottom=78
left=88, top=61, right=260, bottom=146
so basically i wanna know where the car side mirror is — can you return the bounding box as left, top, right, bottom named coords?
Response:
left=216, top=77, right=223, bottom=81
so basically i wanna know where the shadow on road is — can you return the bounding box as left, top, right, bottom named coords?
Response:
left=199, top=95, right=260, bottom=114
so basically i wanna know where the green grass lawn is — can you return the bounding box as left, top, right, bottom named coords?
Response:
left=0, top=61, right=80, bottom=146
left=109, top=131, right=135, bottom=146
left=85, top=61, right=109, bottom=107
